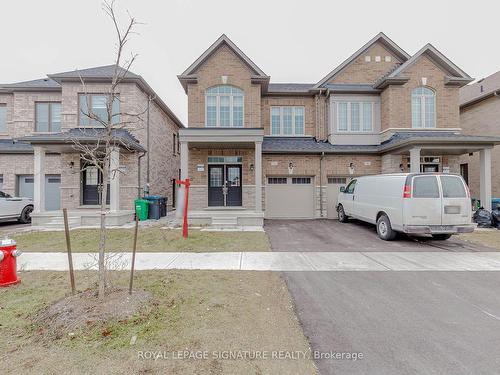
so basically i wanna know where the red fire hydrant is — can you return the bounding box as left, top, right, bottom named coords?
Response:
left=0, top=237, right=22, bottom=287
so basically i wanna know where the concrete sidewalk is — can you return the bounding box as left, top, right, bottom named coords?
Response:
left=17, top=251, right=500, bottom=271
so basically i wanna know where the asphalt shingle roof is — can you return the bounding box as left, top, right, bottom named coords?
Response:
left=49, top=65, right=139, bottom=80
left=0, top=78, right=60, bottom=89
left=20, top=128, right=145, bottom=152
left=267, top=83, right=315, bottom=93
left=0, top=139, right=33, bottom=153
left=263, top=131, right=500, bottom=154
left=460, top=71, right=500, bottom=106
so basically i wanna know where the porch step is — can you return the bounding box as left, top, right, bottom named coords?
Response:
left=40, top=216, right=81, bottom=229
left=206, top=216, right=239, bottom=230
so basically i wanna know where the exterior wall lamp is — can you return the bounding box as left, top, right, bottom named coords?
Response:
left=249, top=163, right=254, bottom=172
left=349, top=162, right=355, bottom=175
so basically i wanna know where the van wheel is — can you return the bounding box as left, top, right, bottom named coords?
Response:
left=432, top=234, right=452, bottom=241
left=376, top=214, right=396, bottom=241
left=337, top=205, right=348, bottom=222
left=19, top=205, right=33, bottom=224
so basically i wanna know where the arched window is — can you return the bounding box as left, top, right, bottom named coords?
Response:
left=412, top=87, right=435, bottom=128
left=205, top=85, right=244, bottom=127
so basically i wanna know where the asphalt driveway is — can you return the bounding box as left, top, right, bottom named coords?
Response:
left=284, top=271, right=500, bottom=375
left=265, top=219, right=492, bottom=252
left=267, top=220, right=500, bottom=374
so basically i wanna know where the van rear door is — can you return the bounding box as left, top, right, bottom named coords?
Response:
left=439, top=175, right=471, bottom=225
left=404, top=175, right=442, bottom=226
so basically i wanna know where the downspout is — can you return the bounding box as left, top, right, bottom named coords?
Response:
left=146, top=95, right=151, bottom=192
left=319, top=151, right=325, bottom=217
left=137, top=151, right=146, bottom=199
left=324, top=89, right=330, bottom=141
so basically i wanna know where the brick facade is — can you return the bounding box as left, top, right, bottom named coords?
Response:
left=460, top=96, right=500, bottom=198
left=0, top=70, right=181, bottom=211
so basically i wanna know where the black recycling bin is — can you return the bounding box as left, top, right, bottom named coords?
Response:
left=159, top=197, right=167, bottom=217
left=144, top=195, right=161, bottom=220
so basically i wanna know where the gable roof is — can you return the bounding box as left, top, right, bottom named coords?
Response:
left=314, top=32, right=411, bottom=89
left=460, top=71, right=500, bottom=108
left=385, top=43, right=471, bottom=82
left=178, top=34, right=269, bottom=92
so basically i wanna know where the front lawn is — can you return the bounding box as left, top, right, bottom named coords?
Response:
left=458, top=230, right=500, bottom=250
left=12, top=227, right=271, bottom=252
left=0, top=270, right=315, bottom=374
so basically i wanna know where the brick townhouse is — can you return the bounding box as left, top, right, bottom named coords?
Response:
left=0, top=65, right=183, bottom=226
left=459, top=71, right=500, bottom=202
left=177, top=33, right=500, bottom=228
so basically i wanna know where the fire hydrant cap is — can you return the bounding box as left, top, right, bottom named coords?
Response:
left=0, top=237, right=16, bottom=247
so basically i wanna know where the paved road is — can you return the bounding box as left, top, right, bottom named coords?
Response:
left=265, top=219, right=493, bottom=252
left=267, top=220, right=500, bottom=374
left=284, top=271, right=500, bottom=375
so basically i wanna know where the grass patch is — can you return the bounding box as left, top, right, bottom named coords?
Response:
left=13, top=227, right=271, bottom=252
left=459, top=230, right=500, bottom=250
left=0, top=270, right=315, bottom=374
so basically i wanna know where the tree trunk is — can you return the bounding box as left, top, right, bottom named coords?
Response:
left=98, top=157, right=109, bottom=299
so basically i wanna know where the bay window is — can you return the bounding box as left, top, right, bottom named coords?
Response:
left=205, top=85, right=244, bottom=127
left=270, top=106, right=305, bottom=136
left=336, top=101, right=373, bottom=132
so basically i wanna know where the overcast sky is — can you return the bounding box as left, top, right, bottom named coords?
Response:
left=1, top=0, right=498, bottom=124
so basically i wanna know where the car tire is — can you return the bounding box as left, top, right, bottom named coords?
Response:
left=376, top=214, right=396, bottom=241
left=432, top=234, right=452, bottom=241
left=337, top=205, right=348, bottom=223
left=19, top=205, right=33, bottom=224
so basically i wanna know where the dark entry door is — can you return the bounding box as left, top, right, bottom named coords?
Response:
left=225, top=165, right=242, bottom=206
left=82, top=163, right=110, bottom=205
left=208, top=165, right=224, bottom=206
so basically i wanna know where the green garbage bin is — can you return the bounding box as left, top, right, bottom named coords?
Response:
left=135, top=199, right=149, bottom=221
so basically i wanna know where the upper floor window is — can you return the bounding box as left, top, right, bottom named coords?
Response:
left=35, top=102, right=61, bottom=132
left=0, top=104, right=6, bottom=133
left=205, top=85, right=243, bottom=127
left=270, top=106, right=305, bottom=136
left=336, top=102, right=373, bottom=132
left=79, top=94, right=120, bottom=127
left=412, top=87, right=435, bottom=128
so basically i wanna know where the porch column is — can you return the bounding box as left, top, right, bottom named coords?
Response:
left=33, top=146, right=46, bottom=213
left=177, top=141, right=189, bottom=217
left=254, top=141, right=262, bottom=212
left=480, top=148, right=492, bottom=211
left=110, top=147, right=120, bottom=212
left=409, top=147, right=421, bottom=173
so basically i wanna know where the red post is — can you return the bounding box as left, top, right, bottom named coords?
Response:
left=176, top=178, right=190, bottom=238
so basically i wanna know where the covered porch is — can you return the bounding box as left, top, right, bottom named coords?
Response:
left=380, top=132, right=500, bottom=211
left=178, top=128, right=264, bottom=228
left=20, top=129, right=145, bottom=227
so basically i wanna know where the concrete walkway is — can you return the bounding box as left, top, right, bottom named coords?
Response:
left=18, top=251, right=500, bottom=271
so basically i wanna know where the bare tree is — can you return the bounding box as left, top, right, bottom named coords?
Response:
left=68, top=0, right=144, bottom=299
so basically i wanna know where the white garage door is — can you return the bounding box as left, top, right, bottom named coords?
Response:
left=326, top=176, right=351, bottom=219
left=265, top=176, right=315, bottom=219
left=17, top=174, right=61, bottom=211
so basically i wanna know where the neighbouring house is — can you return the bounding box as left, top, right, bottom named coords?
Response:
left=177, top=33, right=500, bottom=228
left=460, top=71, right=500, bottom=202
left=0, top=65, right=183, bottom=226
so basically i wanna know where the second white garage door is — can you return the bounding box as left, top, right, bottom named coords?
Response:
left=265, top=176, right=315, bottom=219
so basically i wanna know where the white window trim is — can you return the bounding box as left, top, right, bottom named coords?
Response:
left=269, top=106, right=306, bottom=136
left=336, top=101, right=374, bottom=133
left=412, top=87, right=436, bottom=129
left=205, top=87, right=244, bottom=128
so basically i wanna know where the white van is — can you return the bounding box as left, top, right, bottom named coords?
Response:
left=336, top=173, right=474, bottom=241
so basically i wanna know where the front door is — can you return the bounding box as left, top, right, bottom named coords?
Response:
left=207, top=164, right=242, bottom=207
left=225, top=165, right=242, bottom=206
left=82, top=163, right=110, bottom=205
